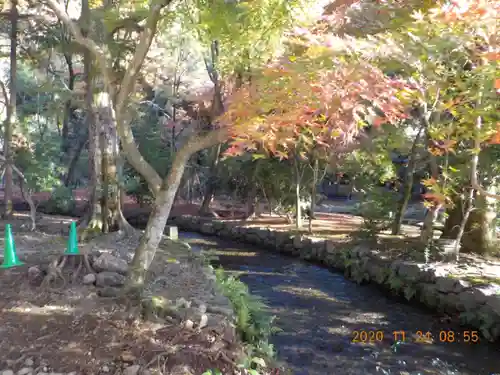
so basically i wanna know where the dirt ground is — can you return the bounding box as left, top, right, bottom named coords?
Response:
left=0, top=214, right=243, bottom=375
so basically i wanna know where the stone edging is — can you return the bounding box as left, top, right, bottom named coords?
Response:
left=170, top=215, right=500, bottom=342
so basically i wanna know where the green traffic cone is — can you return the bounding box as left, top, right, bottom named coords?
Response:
left=0, top=224, right=24, bottom=268
left=64, top=221, right=80, bottom=255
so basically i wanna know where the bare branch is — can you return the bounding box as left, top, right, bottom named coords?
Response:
left=115, top=2, right=168, bottom=115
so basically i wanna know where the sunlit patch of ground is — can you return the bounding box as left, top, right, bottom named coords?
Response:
left=274, top=285, right=351, bottom=304
left=224, top=270, right=291, bottom=278
left=206, top=249, right=260, bottom=257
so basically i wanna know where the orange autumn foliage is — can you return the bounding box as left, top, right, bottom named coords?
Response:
left=222, top=56, right=409, bottom=159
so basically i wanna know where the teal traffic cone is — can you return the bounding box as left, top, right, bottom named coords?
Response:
left=64, top=221, right=80, bottom=255
left=0, top=224, right=24, bottom=268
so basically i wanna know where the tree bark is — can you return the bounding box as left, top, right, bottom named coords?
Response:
left=442, top=188, right=497, bottom=254
left=61, top=54, right=76, bottom=157
left=64, top=130, right=88, bottom=186
left=392, top=124, right=424, bottom=235
left=125, top=150, right=190, bottom=291
left=199, top=143, right=221, bottom=216
left=77, top=0, right=102, bottom=232
left=45, top=0, right=229, bottom=292
left=293, top=157, right=303, bottom=229
left=308, top=158, right=319, bottom=233
left=2, top=0, right=18, bottom=219
left=96, top=92, right=120, bottom=232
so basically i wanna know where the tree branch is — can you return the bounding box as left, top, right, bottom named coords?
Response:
left=42, top=0, right=114, bottom=94
left=42, top=0, right=171, bottom=196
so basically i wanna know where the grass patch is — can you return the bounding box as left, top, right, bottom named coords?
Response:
left=448, top=274, right=500, bottom=286
left=214, top=267, right=277, bottom=372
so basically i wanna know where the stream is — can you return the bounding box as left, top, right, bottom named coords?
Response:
left=179, top=232, right=499, bottom=375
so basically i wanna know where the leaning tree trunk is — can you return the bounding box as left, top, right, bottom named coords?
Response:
left=126, top=151, right=190, bottom=292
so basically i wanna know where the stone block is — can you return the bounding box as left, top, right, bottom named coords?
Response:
left=166, top=225, right=179, bottom=240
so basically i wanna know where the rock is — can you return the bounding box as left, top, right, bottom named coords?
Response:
left=27, top=266, right=44, bottom=285
left=93, top=253, right=128, bottom=274
left=122, top=365, right=140, bottom=375
left=97, top=286, right=121, bottom=297
left=199, top=313, right=208, bottom=329
left=120, top=351, right=136, bottom=363
left=0, top=370, right=14, bottom=375
left=17, top=368, right=33, bottom=375
left=436, top=277, right=457, bottom=293
left=200, top=223, right=215, bottom=235
left=398, top=262, right=423, bottom=283
left=198, top=303, right=207, bottom=314
left=82, top=273, right=96, bottom=285
left=293, top=235, right=303, bottom=249
left=459, top=289, right=488, bottom=311
left=95, top=271, right=126, bottom=287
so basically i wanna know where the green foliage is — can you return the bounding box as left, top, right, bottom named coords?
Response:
left=356, top=186, right=398, bottom=236
left=43, top=186, right=76, bottom=215
left=14, top=132, right=65, bottom=192
left=183, top=0, right=304, bottom=75
left=214, top=267, right=275, bottom=367
left=387, top=272, right=403, bottom=294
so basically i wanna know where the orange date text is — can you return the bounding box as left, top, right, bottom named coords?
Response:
left=351, top=330, right=385, bottom=343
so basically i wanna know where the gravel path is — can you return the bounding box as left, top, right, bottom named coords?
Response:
left=182, top=232, right=500, bottom=375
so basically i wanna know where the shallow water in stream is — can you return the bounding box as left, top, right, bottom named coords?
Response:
left=180, top=232, right=499, bottom=375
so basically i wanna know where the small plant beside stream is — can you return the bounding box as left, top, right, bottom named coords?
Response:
left=213, top=267, right=278, bottom=374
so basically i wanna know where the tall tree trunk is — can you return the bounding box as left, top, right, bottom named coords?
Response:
left=443, top=187, right=497, bottom=255
left=199, top=143, right=221, bottom=216
left=462, top=189, right=497, bottom=254
left=392, top=124, right=424, bottom=235
left=64, top=130, right=88, bottom=186
left=244, top=161, right=261, bottom=219
left=308, top=158, right=320, bottom=233
left=293, top=157, right=303, bottom=230
left=61, top=54, right=75, bottom=157
left=2, top=0, right=17, bottom=219
left=97, top=92, right=120, bottom=232
left=78, top=0, right=102, bottom=232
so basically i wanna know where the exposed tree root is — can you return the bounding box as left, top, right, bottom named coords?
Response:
left=40, top=253, right=95, bottom=289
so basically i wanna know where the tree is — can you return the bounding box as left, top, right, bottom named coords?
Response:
left=374, top=0, right=499, bottom=251
left=2, top=0, right=19, bottom=219
left=223, top=38, right=409, bottom=229
left=42, top=0, right=232, bottom=292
